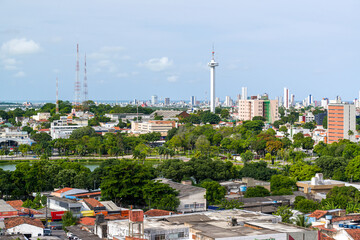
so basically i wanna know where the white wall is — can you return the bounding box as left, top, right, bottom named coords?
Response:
left=7, top=224, right=43, bottom=237
left=178, top=191, right=207, bottom=213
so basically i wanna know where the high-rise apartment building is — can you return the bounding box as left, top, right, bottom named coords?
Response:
left=290, top=94, right=295, bottom=106
left=327, top=101, right=356, bottom=143
left=164, top=98, right=170, bottom=105
left=190, top=96, right=196, bottom=106
left=238, top=99, right=279, bottom=123
left=283, top=87, right=289, bottom=109
left=151, top=95, right=158, bottom=105
left=241, top=87, right=248, bottom=100
left=225, top=96, right=233, bottom=107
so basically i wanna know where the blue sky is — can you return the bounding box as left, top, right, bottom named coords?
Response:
left=1, top=0, right=360, bottom=102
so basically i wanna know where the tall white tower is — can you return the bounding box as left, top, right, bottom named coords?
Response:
left=208, top=50, right=219, bottom=113
left=241, top=87, right=247, bottom=100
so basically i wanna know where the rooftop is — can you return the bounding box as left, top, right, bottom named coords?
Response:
left=308, top=210, right=328, bottom=219
left=156, top=178, right=205, bottom=198
left=4, top=216, right=44, bottom=229
left=54, top=187, right=73, bottom=193
left=83, top=198, right=104, bottom=208
left=145, top=209, right=174, bottom=217
left=79, top=217, right=96, bottom=226
left=0, top=199, right=17, bottom=212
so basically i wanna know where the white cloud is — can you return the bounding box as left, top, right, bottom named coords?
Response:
left=167, top=75, right=178, bottom=82
left=117, top=72, right=129, bottom=78
left=1, top=38, right=40, bottom=55
left=1, top=58, right=20, bottom=71
left=14, top=71, right=25, bottom=77
left=140, top=57, right=173, bottom=72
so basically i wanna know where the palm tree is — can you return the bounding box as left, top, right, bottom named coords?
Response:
left=348, top=130, right=354, bottom=140
left=294, top=214, right=311, bottom=228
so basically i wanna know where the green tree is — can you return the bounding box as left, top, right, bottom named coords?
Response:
left=345, top=156, right=360, bottom=181
left=294, top=198, right=319, bottom=213
left=200, top=180, right=226, bottom=205
left=200, top=111, right=221, bottom=124
left=100, top=161, right=154, bottom=206
left=220, top=109, right=230, bottom=119
left=273, top=205, right=293, bottom=223
left=322, top=116, right=327, bottom=129
left=70, top=126, right=96, bottom=139
left=142, top=181, right=179, bottom=211
left=240, top=150, right=254, bottom=163
left=289, top=162, right=321, bottom=181
left=239, top=161, right=278, bottom=181
left=244, top=186, right=270, bottom=198
left=62, top=211, right=78, bottom=229
left=195, top=135, right=211, bottom=154
left=323, top=186, right=360, bottom=209
left=293, top=214, right=311, bottom=227
left=270, top=175, right=296, bottom=192
left=315, top=156, right=348, bottom=179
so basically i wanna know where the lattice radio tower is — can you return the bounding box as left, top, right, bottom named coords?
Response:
left=74, top=44, right=81, bottom=110
left=83, top=53, right=88, bottom=110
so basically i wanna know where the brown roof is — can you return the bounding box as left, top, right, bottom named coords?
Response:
left=72, top=191, right=101, bottom=197
left=308, top=210, right=328, bottom=219
left=79, top=217, right=96, bottom=226
left=346, top=229, right=360, bottom=240
left=144, top=209, right=174, bottom=217
left=105, top=214, right=128, bottom=220
left=6, top=200, right=23, bottom=208
left=319, top=232, right=335, bottom=240
left=55, top=187, right=73, bottom=193
left=5, top=216, right=44, bottom=229
left=83, top=198, right=104, bottom=208
left=332, top=214, right=360, bottom=222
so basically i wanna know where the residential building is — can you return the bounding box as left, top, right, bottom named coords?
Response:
left=51, top=187, right=88, bottom=198
left=32, top=112, right=51, bottom=121
left=284, top=87, right=289, bottom=109
left=131, top=120, right=177, bottom=136
left=190, top=96, right=196, bottom=106
left=47, top=196, right=83, bottom=214
left=224, top=96, right=233, bottom=107
left=296, top=173, right=345, bottom=195
left=0, top=128, right=34, bottom=146
left=327, top=101, right=356, bottom=143
left=238, top=99, right=279, bottom=123
left=321, top=98, right=329, bottom=109
left=151, top=95, right=158, bottom=105
left=0, top=199, right=18, bottom=217
left=106, top=209, right=318, bottom=240
left=156, top=178, right=206, bottom=213
left=4, top=217, right=44, bottom=238
left=241, top=87, right=247, bottom=100
left=164, top=97, right=170, bottom=105
left=150, top=110, right=188, bottom=120
left=50, top=116, right=88, bottom=139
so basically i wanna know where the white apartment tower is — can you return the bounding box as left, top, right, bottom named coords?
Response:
left=208, top=51, right=219, bottom=113
left=283, top=87, right=289, bottom=109
left=241, top=87, right=248, bottom=100
left=151, top=95, right=158, bottom=105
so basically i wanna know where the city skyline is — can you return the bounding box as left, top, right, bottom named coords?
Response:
left=1, top=0, right=360, bottom=101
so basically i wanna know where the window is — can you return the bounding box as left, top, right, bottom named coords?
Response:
left=178, top=232, right=185, bottom=238
left=155, top=234, right=165, bottom=240
left=185, top=204, right=190, bottom=209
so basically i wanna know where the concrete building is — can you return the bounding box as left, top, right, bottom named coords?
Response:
left=327, top=101, right=356, bottom=143
left=321, top=98, right=329, bottom=109
left=238, top=99, right=279, bottom=123
left=284, top=87, right=289, bottom=109
left=151, top=95, right=158, bottom=105
left=0, top=128, right=34, bottom=146
left=32, top=112, right=51, bottom=121
left=241, top=87, right=247, bottom=100
left=156, top=178, right=207, bottom=213
left=224, top=96, right=233, bottom=107
left=106, top=209, right=318, bottom=240
left=4, top=217, right=44, bottom=238
left=50, top=116, right=88, bottom=139
left=296, top=173, right=345, bottom=195
left=131, top=120, right=176, bottom=136
left=164, top=97, right=170, bottom=105
left=47, top=196, right=83, bottom=215
left=190, top=96, right=196, bottom=106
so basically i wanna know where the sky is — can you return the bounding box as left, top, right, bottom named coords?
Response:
left=0, top=0, right=360, bottom=102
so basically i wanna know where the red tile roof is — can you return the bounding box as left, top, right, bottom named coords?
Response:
left=4, top=216, right=44, bottom=229
left=308, top=210, right=328, bottom=219
left=144, top=209, right=174, bottom=217
left=319, top=232, right=335, bottom=240
left=346, top=229, right=360, bottom=240
left=105, top=214, right=128, bottom=220
left=6, top=200, right=23, bottom=208
left=55, top=187, right=73, bottom=193
left=332, top=215, right=360, bottom=222
left=72, top=191, right=101, bottom=197
left=83, top=198, right=104, bottom=208
left=79, top=217, right=96, bottom=226
left=38, top=128, right=50, bottom=132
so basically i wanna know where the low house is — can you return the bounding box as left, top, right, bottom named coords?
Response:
left=156, top=178, right=206, bottom=213
left=83, top=198, right=106, bottom=212
left=4, top=216, right=44, bottom=238
left=0, top=199, right=18, bottom=218
left=47, top=196, right=83, bottom=215
left=296, top=173, right=345, bottom=195
left=145, top=209, right=174, bottom=217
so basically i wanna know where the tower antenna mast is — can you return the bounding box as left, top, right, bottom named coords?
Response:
left=74, top=44, right=81, bottom=110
